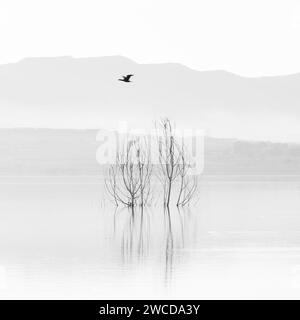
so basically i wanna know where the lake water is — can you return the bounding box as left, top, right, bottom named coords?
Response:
left=1, top=176, right=300, bottom=299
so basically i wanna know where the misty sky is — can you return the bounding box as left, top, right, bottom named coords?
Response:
left=1, top=0, right=300, bottom=76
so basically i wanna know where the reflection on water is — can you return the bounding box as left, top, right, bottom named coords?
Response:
left=111, top=206, right=195, bottom=286
left=0, top=177, right=300, bottom=298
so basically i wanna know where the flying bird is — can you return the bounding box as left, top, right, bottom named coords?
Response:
left=118, top=74, right=134, bottom=82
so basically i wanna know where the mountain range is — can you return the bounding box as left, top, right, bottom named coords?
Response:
left=0, top=56, right=300, bottom=142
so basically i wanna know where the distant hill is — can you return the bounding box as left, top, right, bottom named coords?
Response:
left=0, top=129, right=299, bottom=176
left=0, top=56, right=300, bottom=142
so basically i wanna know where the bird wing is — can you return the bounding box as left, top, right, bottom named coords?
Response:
left=126, top=74, right=133, bottom=80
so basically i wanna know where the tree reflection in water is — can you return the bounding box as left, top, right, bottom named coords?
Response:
left=110, top=206, right=195, bottom=286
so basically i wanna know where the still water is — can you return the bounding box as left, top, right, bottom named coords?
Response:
left=0, top=177, right=300, bottom=299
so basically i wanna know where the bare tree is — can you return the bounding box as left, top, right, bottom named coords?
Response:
left=105, top=165, right=123, bottom=206
left=118, top=140, right=141, bottom=207
left=105, top=118, right=198, bottom=208
left=156, top=118, right=182, bottom=207
left=105, top=136, right=153, bottom=208
left=134, top=137, right=153, bottom=206
left=176, top=142, right=198, bottom=207
left=156, top=118, right=198, bottom=207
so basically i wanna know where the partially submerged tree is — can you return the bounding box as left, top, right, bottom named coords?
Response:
left=176, top=143, right=198, bottom=207
left=135, top=137, right=152, bottom=206
left=105, top=136, right=152, bottom=208
left=156, top=119, right=181, bottom=207
left=156, top=118, right=198, bottom=207
left=105, top=118, right=198, bottom=208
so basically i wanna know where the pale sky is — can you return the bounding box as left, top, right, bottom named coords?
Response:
left=0, top=0, right=300, bottom=76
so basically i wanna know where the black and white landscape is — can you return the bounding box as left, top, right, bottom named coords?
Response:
left=2, top=0, right=300, bottom=300
left=0, top=56, right=300, bottom=299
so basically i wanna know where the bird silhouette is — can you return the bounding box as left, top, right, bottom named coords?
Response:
left=118, top=74, right=134, bottom=82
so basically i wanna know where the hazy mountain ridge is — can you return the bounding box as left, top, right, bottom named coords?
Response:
left=0, top=56, right=300, bottom=142
left=0, top=129, right=299, bottom=176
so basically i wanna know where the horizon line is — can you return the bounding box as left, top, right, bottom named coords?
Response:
left=0, top=126, right=297, bottom=145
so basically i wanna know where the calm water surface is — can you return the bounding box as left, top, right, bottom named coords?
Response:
left=0, top=177, right=300, bottom=299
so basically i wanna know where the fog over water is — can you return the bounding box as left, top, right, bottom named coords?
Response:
left=0, top=177, right=299, bottom=299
